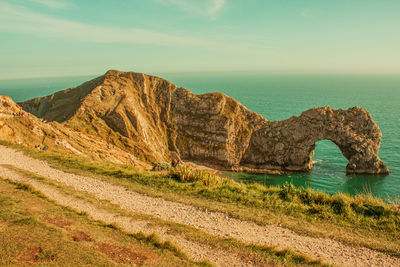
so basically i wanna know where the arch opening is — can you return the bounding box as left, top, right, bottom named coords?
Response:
left=311, top=140, right=348, bottom=173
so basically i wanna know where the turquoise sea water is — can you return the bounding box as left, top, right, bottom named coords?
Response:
left=1, top=72, right=399, bottom=199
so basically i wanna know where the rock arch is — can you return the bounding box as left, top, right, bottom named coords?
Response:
left=241, top=106, right=389, bottom=175
left=18, top=71, right=389, bottom=175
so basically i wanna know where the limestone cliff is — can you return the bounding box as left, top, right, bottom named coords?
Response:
left=241, top=106, right=388, bottom=175
left=19, top=70, right=389, bottom=175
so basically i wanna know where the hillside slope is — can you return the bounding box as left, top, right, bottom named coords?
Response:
left=0, top=95, right=145, bottom=166
left=20, top=70, right=388, bottom=174
left=21, top=70, right=267, bottom=167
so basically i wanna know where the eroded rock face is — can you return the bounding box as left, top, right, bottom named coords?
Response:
left=241, top=106, right=389, bottom=175
left=19, top=70, right=389, bottom=175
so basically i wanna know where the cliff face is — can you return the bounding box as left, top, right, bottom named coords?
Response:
left=19, top=70, right=389, bottom=175
left=171, top=87, right=267, bottom=167
left=241, top=106, right=388, bottom=175
left=21, top=70, right=267, bottom=166
left=21, top=71, right=175, bottom=163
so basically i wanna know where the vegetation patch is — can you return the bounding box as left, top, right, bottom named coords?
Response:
left=170, top=165, right=225, bottom=186
left=0, top=178, right=209, bottom=266
left=18, top=246, right=56, bottom=263
left=1, top=141, right=400, bottom=257
left=1, top=164, right=326, bottom=266
left=131, top=232, right=190, bottom=260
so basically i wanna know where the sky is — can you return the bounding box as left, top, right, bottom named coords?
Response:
left=0, top=0, right=400, bottom=79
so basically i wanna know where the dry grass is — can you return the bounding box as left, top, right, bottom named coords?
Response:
left=0, top=178, right=208, bottom=266
left=2, top=140, right=400, bottom=257
left=2, top=164, right=327, bottom=266
left=170, top=165, right=226, bottom=186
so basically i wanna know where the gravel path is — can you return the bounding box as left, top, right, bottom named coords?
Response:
left=0, top=145, right=399, bottom=267
left=0, top=166, right=252, bottom=267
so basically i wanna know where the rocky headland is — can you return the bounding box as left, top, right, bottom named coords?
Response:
left=2, top=70, right=388, bottom=175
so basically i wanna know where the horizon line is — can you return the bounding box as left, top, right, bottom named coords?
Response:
left=1, top=69, right=400, bottom=81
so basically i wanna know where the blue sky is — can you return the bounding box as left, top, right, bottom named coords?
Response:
left=0, top=0, right=399, bottom=79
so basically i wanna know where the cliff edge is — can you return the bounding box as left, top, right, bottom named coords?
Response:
left=19, top=70, right=389, bottom=175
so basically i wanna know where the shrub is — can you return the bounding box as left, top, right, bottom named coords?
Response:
left=152, top=162, right=171, bottom=171
left=312, top=191, right=330, bottom=205
left=363, top=204, right=385, bottom=217
left=298, top=188, right=313, bottom=205
left=307, top=204, right=322, bottom=215
left=351, top=203, right=386, bottom=218
left=169, top=165, right=223, bottom=186
left=279, top=182, right=297, bottom=200
left=331, top=195, right=349, bottom=215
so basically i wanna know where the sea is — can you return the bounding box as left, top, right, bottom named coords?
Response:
left=1, top=72, right=399, bottom=199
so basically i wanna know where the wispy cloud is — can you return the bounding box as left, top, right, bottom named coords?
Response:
left=0, top=2, right=209, bottom=46
left=300, top=7, right=320, bottom=18
left=0, top=2, right=270, bottom=56
left=208, top=0, right=226, bottom=17
left=158, top=0, right=226, bottom=19
left=26, top=0, right=74, bottom=9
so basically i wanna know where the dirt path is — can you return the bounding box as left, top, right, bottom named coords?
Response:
left=0, top=145, right=399, bottom=267
left=0, top=166, right=253, bottom=267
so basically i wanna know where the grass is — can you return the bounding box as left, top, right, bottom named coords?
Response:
left=1, top=140, right=400, bottom=257
left=1, top=163, right=326, bottom=266
left=0, top=177, right=210, bottom=266
left=170, top=165, right=225, bottom=186
left=169, top=166, right=400, bottom=239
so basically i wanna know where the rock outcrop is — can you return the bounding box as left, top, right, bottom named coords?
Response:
left=241, top=106, right=388, bottom=175
left=19, top=70, right=389, bottom=175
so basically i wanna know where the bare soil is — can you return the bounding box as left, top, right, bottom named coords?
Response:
left=95, top=242, right=151, bottom=265
left=72, top=230, right=93, bottom=242
left=41, top=216, right=72, bottom=228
